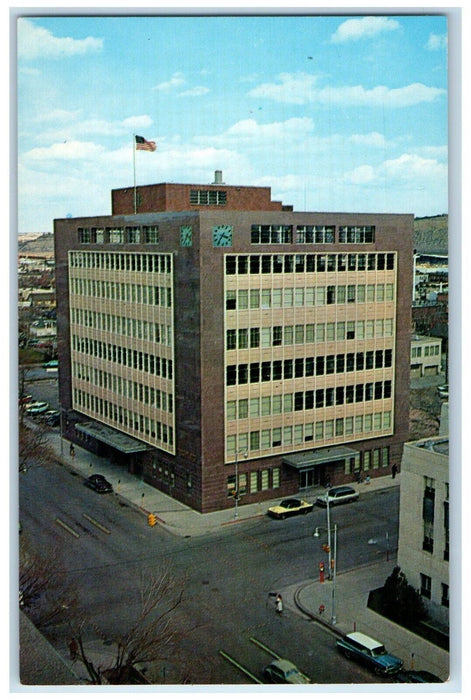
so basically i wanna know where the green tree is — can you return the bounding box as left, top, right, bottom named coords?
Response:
left=381, top=566, right=427, bottom=625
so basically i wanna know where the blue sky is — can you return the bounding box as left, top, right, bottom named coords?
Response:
left=16, top=13, right=449, bottom=231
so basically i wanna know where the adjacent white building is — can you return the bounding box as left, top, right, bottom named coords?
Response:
left=397, top=435, right=449, bottom=627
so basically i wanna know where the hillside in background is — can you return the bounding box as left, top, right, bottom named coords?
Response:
left=17, top=215, right=449, bottom=256
left=413, top=215, right=448, bottom=255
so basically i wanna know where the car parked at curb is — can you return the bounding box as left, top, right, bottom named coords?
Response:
left=394, top=669, right=443, bottom=683
left=25, top=401, right=49, bottom=415
left=337, top=631, right=403, bottom=676
left=84, top=474, right=113, bottom=493
left=44, top=410, right=60, bottom=427
left=316, top=486, right=359, bottom=507
left=267, top=498, right=313, bottom=519
left=263, top=659, right=311, bottom=684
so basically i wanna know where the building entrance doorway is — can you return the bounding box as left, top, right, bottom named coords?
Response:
left=299, top=466, right=324, bottom=489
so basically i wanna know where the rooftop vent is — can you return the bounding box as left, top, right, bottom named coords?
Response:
left=212, top=170, right=225, bottom=185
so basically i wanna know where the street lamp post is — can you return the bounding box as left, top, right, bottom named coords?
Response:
left=314, top=521, right=338, bottom=626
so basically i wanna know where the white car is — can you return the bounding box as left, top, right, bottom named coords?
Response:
left=316, top=486, right=359, bottom=507
left=25, top=401, right=49, bottom=415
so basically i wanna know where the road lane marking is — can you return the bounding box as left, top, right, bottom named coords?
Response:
left=82, top=513, right=111, bottom=534
left=55, top=518, right=80, bottom=538
left=249, top=637, right=281, bottom=659
left=219, top=650, right=263, bottom=684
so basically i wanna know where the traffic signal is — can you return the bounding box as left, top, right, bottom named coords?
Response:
left=322, top=543, right=330, bottom=553
left=148, top=513, right=157, bottom=527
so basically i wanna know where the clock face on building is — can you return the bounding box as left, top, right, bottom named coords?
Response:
left=212, top=225, right=233, bottom=247
left=180, top=225, right=193, bottom=247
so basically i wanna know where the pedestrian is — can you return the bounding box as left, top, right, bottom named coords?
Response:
left=392, top=464, right=397, bottom=479
left=69, top=443, right=75, bottom=458
left=69, top=638, right=78, bottom=661
left=275, top=594, right=283, bottom=615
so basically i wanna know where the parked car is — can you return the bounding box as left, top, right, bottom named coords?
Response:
left=84, top=474, right=113, bottom=493
left=267, top=498, right=313, bottom=519
left=263, top=659, right=311, bottom=684
left=394, top=669, right=443, bottom=683
left=43, top=360, right=58, bottom=369
left=44, top=410, right=60, bottom=427
left=19, top=394, right=33, bottom=406
left=316, top=486, right=359, bottom=507
left=337, top=632, right=403, bottom=676
left=25, top=401, right=49, bottom=415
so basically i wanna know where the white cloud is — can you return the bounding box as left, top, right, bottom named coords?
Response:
left=152, top=72, right=186, bottom=91
left=331, top=16, right=400, bottom=43
left=24, top=140, right=105, bottom=161
left=343, top=152, right=447, bottom=188
left=381, top=153, right=447, bottom=181
left=426, top=33, right=448, bottom=51
left=248, top=73, right=446, bottom=108
left=178, top=86, right=210, bottom=97
left=35, top=109, right=82, bottom=124
left=349, top=132, right=387, bottom=147
left=344, top=165, right=376, bottom=185
left=18, top=18, right=102, bottom=60
left=35, top=115, right=154, bottom=142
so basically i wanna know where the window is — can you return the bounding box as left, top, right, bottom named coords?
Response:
left=441, top=583, right=449, bottom=608
left=190, top=189, right=227, bottom=205
left=420, top=573, right=432, bottom=599
left=423, top=477, right=435, bottom=553
left=126, top=226, right=141, bottom=243
left=296, top=225, right=335, bottom=243
left=338, top=225, right=375, bottom=243
left=251, top=224, right=292, bottom=244
left=250, top=471, right=259, bottom=493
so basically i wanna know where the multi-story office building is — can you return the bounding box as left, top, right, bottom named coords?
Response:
left=55, top=173, right=413, bottom=513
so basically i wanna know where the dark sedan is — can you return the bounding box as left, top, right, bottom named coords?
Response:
left=84, top=474, right=113, bottom=493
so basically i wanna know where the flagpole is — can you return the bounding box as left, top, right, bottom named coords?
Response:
left=133, top=134, right=137, bottom=214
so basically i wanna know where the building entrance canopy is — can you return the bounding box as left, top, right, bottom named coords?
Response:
left=283, top=445, right=360, bottom=471
left=76, top=422, right=149, bottom=454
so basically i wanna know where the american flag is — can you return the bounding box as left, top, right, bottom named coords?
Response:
left=135, top=135, right=157, bottom=152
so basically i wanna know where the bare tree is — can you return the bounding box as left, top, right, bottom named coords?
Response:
left=19, top=420, right=56, bottom=472
left=19, top=542, right=77, bottom=628
left=71, top=569, right=191, bottom=684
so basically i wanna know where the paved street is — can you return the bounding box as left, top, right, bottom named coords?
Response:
left=19, top=454, right=399, bottom=686
left=17, top=376, right=452, bottom=688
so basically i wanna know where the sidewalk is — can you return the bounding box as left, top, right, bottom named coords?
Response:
left=48, top=427, right=402, bottom=537
left=285, top=561, right=450, bottom=683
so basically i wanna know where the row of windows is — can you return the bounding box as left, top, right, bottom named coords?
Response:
left=226, top=410, right=392, bottom=455
left=250, top=225, right=375, bottom=245
left=77, top=226, right=161, bottom=246
left=70, top=277, right=172, bottom=307
left=227, top=466, right=281, bottom=496
left=227, top=381, right=392, bottom=420
left=225, top=251, right=393, bottom=275
left=73, top=389, right=174, bottom=447
left=226, top=350, right=393, bottom=385
left=73, top=363, right=173, bottom=413
left=411, top=344, right=441, bottom=358
left=226, top=318, right=394, bottom=349
left=226, top=282, right=394, bottom=311
left=228, top=380, right=392, bottom=412
left=69, top=250, right=171, bottom=273
left=190, top=189, right=227, bottom=205
left=70, top=308, right=172, bottom=346
left=72, top=335, right=173, bottom=378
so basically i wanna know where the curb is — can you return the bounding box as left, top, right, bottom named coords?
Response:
left=293, top=582, right=344, bottom=637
